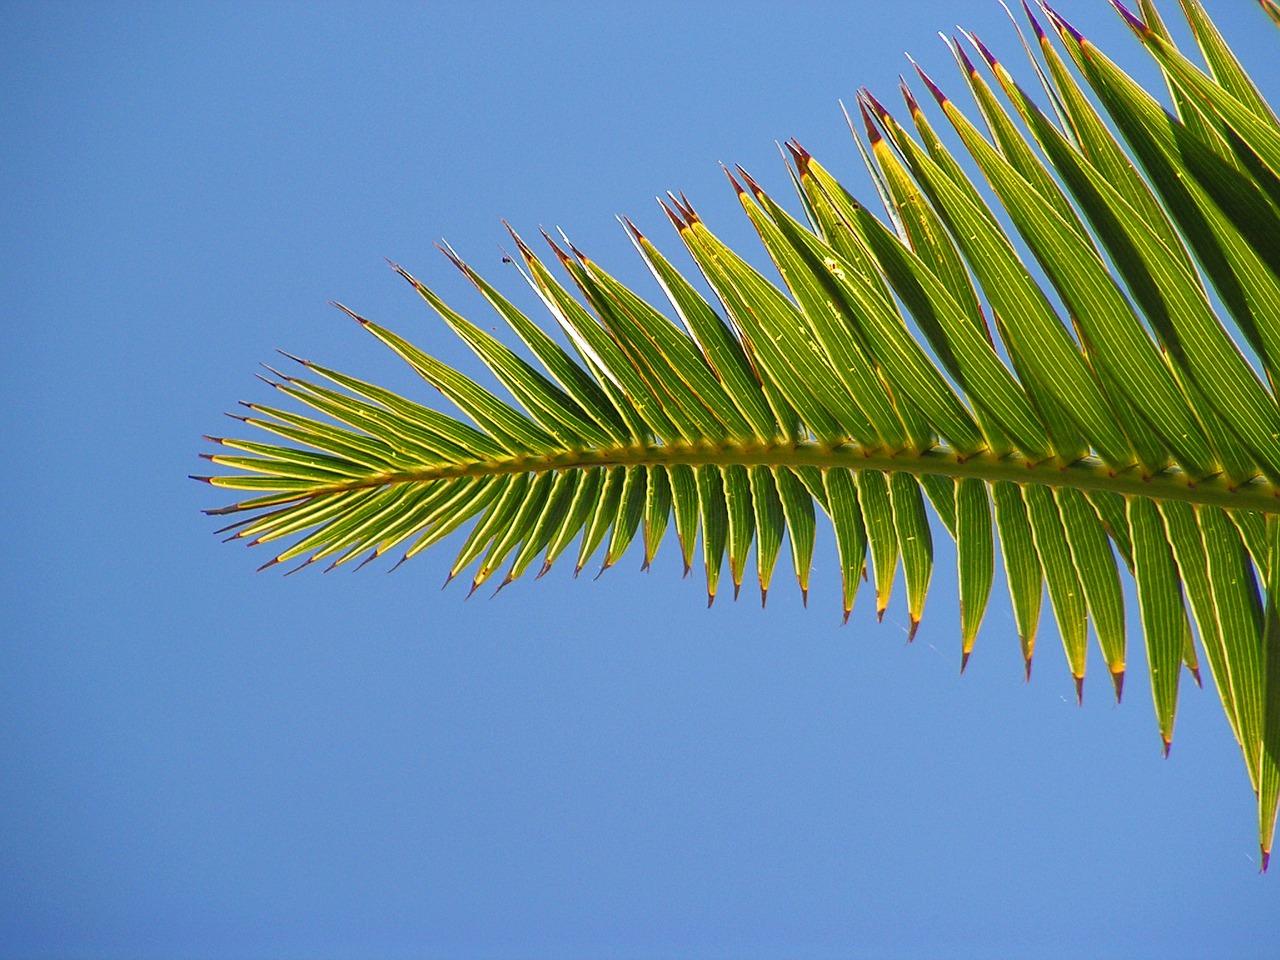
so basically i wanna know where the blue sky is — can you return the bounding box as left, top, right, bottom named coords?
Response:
left=3, top=1, right=1279, bottom=957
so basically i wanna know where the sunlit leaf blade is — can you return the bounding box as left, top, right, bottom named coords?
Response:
left=1129, top=496, right=1184, bottom=752
left=1057, top=488, right=1127, bottom=700
left=748, top=466, right=786, bottom=605
left=200, top=0, right=1280, bottom=864
left=890, top=473, right=933, bottom=639
left=957, top=478, right=994, bottom=670
left=823, top=468, right=867, bottom=623
left=1259, top=517, right=1280, bottom=870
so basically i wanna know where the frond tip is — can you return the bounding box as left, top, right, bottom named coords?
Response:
left=202, top=0, right=1280, bottom=868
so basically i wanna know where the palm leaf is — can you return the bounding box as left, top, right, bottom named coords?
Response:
left=198, top=0, right=1280, bottom=869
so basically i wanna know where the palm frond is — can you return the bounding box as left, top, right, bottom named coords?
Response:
left=198, top=0, right=1280, bottom=868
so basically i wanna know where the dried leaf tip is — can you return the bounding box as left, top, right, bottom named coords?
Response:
left=859, top=88, right=892, bottom=124
left=1108, top=0, right=1149, bottom=36
left=907, top=616, right=920, bottom=643
left=1161, top=736, right=1172, bottom=759
left=961, top=649, right=971, bottom=674
left=910, top=58, right=949, bottom=107
left=735, top=165, right=766, bottom=200
left=1263, top=848, right=1271, bottom=873
left=760, top=586, right=768, bottom=609
left=1189, top=664, right=1202, bottom=688
left=897, top=79, right=922, bottom=117
left=619, top=215, right=646, bottom=243
left=658, top=197, right=687, bottom=231
left=1041, top=2, right=1085, bottom=44
left=1024, top=655, right=1033, bottom=682
left=275, top=349, right=310, bottom=368
left=1020, top=0, right=1048, bottom=42
left=950, top=35, right=980, bottom=77
left=1111, top=668, right=1125, bottom=704
left=856, top=98, right=883, bottom=145
left=721, top=163, right=748, bottom=197
left=330, top=301, right=368, bottom=326
left=784, top=139, right=812, bottom=172
left=962, top=30, right=1000, bottom=71
left=502, top=221, right=537, bottom=260
left=538, top=227, right=573, bottom=267
left=1074, top=675, right=1085, bottom=706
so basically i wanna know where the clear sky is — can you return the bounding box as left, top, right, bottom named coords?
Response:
left=3, top=1, right=1279, bottom=957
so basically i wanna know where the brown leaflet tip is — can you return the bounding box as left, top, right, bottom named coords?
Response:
left=1024, top=655, right=1033, bottom=682
left=707, top=590, right=716, bottom=609
left=912, top=61, right=948, bottom=107
left=330, top=302, right=371, bottom=330
left=1074, top=675, right=1085, bottom=705
left=283, top=557, right=315, bottom=577
left=961, top=650, right=971, bottom=674
left=388, top=554, right=410, bottom=573
left=433, top=242, right=464, bottom=270
left=681, top=558, right=692, bottom=578
left=785, top=139, right=812, bottom=173
left=968, top=32, right=1000, bottom=69
left=659, top=198, right=687, bottom=231
left=562, top=233, right=588, bottom=263
left=535, top=560, right=553, bottom=580
left=897, top=79, right=921, bottom=117
left=466, top=578, right=483, bottom=600
left=1111, top=668, right=1125, bottom=704
left=1108, top=0, right=1148, bottom=36
left=640, top=558, right=651, bottom=573
left=857, top=98, right=882, bottom=144
left=1021, top=0, right=1047, bottom=41
left=732, top=581, right=742, bottom=601
left=354, top=550, right=382, bottom=572
left=876, top=606, right=886, bottom=623
left=593, top=560, right=613, bottom=581
left=255, top=556, right=281, bottom=573
left=275, top=349, right=310, bottom=368
left=201, top=435, right=223, bottom=445
left=441, top=571, right=456, bottom=590
left=491, top=575, right=514, bottom=598
left=907, top=616, right=920, bottom=643
left=539, top=228, right=573, bottom=266
left=502, top=221, right=536, bottom=259
left=860, top=87, right=890, bottom=122
left=760, top=586, right=768, bottom=609
left=736, top=165, right=765, bottom=199
left=189, top=475, right=214, bottom=484
left=952, top=36, right=979, bottom=77
left=620, top=215, right=645, bottom=242
left=1190, top=665, right=1203, bottom=688
left=1043, top=2, right=1084, bottom=44
left=1162, top=736, right=1172, bottom=759
left=1262, top=848, right=1270, bottom=873
left=721, top=163, right=747, bottom=197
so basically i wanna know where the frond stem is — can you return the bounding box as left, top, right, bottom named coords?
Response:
left=217, top=441, right=1280, bottom=514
